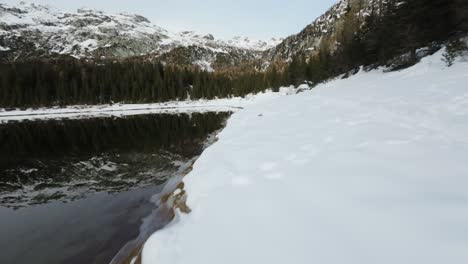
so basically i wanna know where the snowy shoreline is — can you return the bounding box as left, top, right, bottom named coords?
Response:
left=0, top=90, right=297, bottom=123
left=142, top=50, right=468, bottom=264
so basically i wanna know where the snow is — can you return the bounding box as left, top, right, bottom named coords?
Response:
left=0, top=89, right=296, bottom=123
left=193, top=60, right=214, bottom=72
left=19, top=168, right=39, bottom=174
left=78, top=39, right=99, bottom=50
left=225, top=36, right=282, bottom=51
left=142, top=49, right=468, bottom=264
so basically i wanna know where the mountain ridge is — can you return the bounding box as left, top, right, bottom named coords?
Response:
left=266, top=0, right=388, bottom=62
left=0, top=2, right=282, bottom=69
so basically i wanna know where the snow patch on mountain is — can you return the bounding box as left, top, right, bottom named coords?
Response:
left=193, top=60, right=215, bottom=72
left=226, top=36, right=283, bottom=51
left=0, top=44, right=9, bottom=51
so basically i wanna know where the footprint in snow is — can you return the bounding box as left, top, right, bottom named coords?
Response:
left=285, top=153, right=297, bottom=161
left=231, top=176, right=251, bottom=187
left=300, top=144, right=321, bottom=156
left=259, top=162, right=277, bottom=171
left=264, top=172, right=283, bottom=180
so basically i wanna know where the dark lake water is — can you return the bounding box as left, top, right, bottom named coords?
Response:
left=0, top=112, right=230, bottom=264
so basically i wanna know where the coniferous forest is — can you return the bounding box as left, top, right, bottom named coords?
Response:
left=0, top=0, right=467, bottom=108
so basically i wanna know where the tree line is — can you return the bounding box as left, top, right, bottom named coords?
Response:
left=0, top=59, right=281, bottom=108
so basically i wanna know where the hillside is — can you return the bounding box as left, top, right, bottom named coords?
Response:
left=142, top=49, right=468, bottom=264
left=266, top=0, right=383, bottom=62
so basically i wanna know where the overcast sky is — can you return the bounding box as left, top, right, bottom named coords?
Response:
left=4, top=0, right=337, bottom=39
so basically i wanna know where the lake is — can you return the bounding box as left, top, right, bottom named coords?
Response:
left=0, top=112, right=231, bottom=264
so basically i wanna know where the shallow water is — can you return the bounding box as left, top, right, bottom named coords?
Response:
left=0, top=112, right=230, bottom=264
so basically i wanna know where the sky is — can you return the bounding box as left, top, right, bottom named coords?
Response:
left=3, top=0, right=338, bottom=40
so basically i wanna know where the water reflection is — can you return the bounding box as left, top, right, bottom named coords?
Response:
left=0, top=113, right=230, bottom=208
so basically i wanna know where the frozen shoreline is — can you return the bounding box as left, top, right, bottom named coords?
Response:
left=142, top=50, right=468, bottom=264
left=0, top=90, right=296, bottom=123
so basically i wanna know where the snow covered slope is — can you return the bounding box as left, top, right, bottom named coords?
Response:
left=0, top=2, right=281, bottom=68
left=142, top=49, right=468, bottom=264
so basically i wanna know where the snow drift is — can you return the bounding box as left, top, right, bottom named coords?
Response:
left=142, top=49, right=468, bottom=264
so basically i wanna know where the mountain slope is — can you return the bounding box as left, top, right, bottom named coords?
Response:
left=265, top=0, right=384, bottom=62
left=0, top=2, right=281, bottom=69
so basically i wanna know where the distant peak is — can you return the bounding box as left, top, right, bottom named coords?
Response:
left=118, top=12, right=151, bottom=23
left=203, top=34, right=215, bottom=41
left=77, top=7, right=101, bottom=14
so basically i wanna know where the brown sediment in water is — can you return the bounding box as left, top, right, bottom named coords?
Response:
left=117, top=171, right=193, bottom=264
left=119, top=245, right=143, bottom=264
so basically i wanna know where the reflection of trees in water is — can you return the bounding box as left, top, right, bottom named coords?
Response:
left=0, top=112, right=230, bottom=208
left=0, top=112, right=230, bottom=161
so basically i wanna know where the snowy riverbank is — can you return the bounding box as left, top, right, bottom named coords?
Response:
left=142, top=49, right=468, bottom=264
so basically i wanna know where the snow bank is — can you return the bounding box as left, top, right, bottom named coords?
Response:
left=0, top=90, right=294, bottom=122
left=142, top=50, right=468, bottom=264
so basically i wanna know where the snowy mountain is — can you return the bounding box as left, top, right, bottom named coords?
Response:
left=0, top=2, right=281, bottom=69
left=0, top=0, right=391, bottom=69
left=266, top=0, right=383, bottom=62
left=0, top=0, right=422, bottom=69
